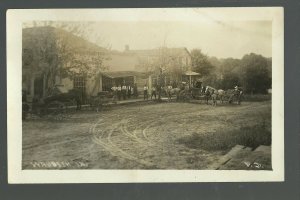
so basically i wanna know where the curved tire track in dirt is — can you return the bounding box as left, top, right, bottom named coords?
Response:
left=91, top=118, right=154, bottom=168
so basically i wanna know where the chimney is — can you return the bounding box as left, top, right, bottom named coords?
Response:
left=125, top=45, right=129, bottom=51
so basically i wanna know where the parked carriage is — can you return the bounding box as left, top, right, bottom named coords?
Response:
left=28, top=86, right=82, bottom=117
left=190, top=85, right=214, bottom=104
left=42, top=89, right=80, bottom=114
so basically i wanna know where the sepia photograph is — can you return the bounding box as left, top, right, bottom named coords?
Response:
left=7, top=8, right=284, bottom=183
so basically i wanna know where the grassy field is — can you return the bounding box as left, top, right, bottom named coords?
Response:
left=22, top=101, right=271, bottom=169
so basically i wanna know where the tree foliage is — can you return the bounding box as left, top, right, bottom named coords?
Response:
left=190, top=49, right=271, bottom=94
left=191, top=49, right=215, bottom=77
left=137, top=47, right=185, bottom=84
left=22, top=24, right=109, bottom=96
left=240, top=53, right=271, bottom=93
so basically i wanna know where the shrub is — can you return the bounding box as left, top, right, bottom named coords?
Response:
left=242, top=94, right=271, bottom=102
left=177, top=123, right=271, bottom=152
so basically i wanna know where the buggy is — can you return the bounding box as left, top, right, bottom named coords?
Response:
left=30, top=86, right=81, bottom=117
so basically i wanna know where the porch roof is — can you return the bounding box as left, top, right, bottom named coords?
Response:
left=101, top=71, right=141, bottom=79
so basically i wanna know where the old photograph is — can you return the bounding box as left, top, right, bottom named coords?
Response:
left=7, top=8, right=284, bottom=183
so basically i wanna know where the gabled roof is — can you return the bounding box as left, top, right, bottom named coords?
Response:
left=23, top=26, right=107, bottom=54
left=105, top=47, right=191, bottom=72
left=104, top=54, right=139, bottom=72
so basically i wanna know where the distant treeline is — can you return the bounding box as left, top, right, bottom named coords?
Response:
left=190, top=49, right=272, bottom=94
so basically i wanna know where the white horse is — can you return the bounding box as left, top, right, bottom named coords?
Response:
left=216, top=89, right=226, bottom=104
left=164, top=87, right=181, bottom=101
left=204, top=87, right=226, bottom=106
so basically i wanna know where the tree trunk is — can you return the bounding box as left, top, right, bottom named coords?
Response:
left=30, top=75, right=35, bottom=97
left=42, top=73, right=47, bottom=97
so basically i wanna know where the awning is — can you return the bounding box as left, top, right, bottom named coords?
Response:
left=184, top=70, right=200, bottom=76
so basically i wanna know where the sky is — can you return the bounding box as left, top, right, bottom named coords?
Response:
left=24, top=20, right=272, bottom=59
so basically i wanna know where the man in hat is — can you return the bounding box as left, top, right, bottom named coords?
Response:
left=122, top=84, right=127, bottom=100
left=234, top=85, right=238, bottom=91
left=151, top=84, right=157, bottom=100
left=232, top=85, right=242, bottom=104
left=143, top=84, right=149, bottom=100
left=117, top=84, right=122, bottom=101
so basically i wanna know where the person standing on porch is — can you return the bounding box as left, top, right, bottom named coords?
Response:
left=167, top=84, right=173, bottom=101
left=131, top=85, right=134, bottom=97
left=133, top=83, right=138, bottom=98
left=127, top=85, right=132, bottom=99
left=117, top=85, right=122, bottom=101
left=122, top=84, right=127, bottom=100
left=111, top=85, right=117, bottom=102
left=143, top=85, right=149, bottom=100
left=151, top=85, right=157, bottom=100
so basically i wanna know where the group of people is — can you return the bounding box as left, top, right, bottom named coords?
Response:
left=144, top=83, right=176, bottom=100
left=143, top=84, right=160, bottom=100
left=111, top=83, right=138, bottom=101
left=111, top=81, right=243, bottom=103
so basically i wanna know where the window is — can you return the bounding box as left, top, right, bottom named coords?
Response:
left=74, top=76, right=86, bottom=90
left=73, top=76, right=86, bottom=102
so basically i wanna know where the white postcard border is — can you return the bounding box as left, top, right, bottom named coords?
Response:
left=7, top=7, right=284, bottom=183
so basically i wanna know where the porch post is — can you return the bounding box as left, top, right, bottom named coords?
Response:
left=148, top=75, right=152, bottom=89
left=99, top=75, right=103, bottom=92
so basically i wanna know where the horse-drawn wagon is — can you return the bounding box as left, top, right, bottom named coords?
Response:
left=42, top=88, right=80, bottom=114
left=190, top=85, right=243, bottom=105
left=24, top=86, right=82, bottom=119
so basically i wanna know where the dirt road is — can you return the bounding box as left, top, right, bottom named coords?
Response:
left=22, top=101, right=271, bottom=169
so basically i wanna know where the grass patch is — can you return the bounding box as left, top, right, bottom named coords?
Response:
left=243, top=94, right=271, bottom=102
left=177, top=123, right=271, bottom=152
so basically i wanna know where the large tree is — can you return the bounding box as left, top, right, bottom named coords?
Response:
left=190, top=49, right=216, bottom=77
left=205, top=53, right=271, bottom=93
left=137, top=47, right=185, bottom=83
left=23, top=23, right=109, bottom=97
left=190, top=49, right=217, bottom=86
left=240, top=53, right=271, bottom=94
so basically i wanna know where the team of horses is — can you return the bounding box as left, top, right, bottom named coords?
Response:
left=164, top=85, right=243, bottom=106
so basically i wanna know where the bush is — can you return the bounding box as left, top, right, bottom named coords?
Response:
left=177, top=123, right=271, bottom=152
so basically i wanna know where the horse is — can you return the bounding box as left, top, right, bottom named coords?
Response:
left=204, top=86, right=216, bottom=105
left=216, top=89, right=226, bottom=104
left=164, top=86, right=181, bottom=101
left=227, top=89, right=243, bottom=104
left=204, top=87, right=226, bottom=106
left=211, top=90, right=218, bottom=106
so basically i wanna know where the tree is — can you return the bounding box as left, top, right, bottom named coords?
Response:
left=240, top=53, right=271, bottom=94
left=23, top=23, right=109, bottom=97
left=190, top=49, right=217, bottom=86
left=191, top=49, right=215, bottom=77
left=220, top=71, right=241, bottom=90
left=205, top=54, right=271, bottom=93
left=215, top=57, right=242, bottom=89
left=137, top=47, right=185, bottom=81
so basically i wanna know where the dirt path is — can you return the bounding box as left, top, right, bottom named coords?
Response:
left=22, top=101, right=271, bottom=169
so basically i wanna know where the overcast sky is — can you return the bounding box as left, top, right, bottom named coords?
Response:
left=25, top=20, right=272, bottom=59
left=88, top=20, right=272, bottom=59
